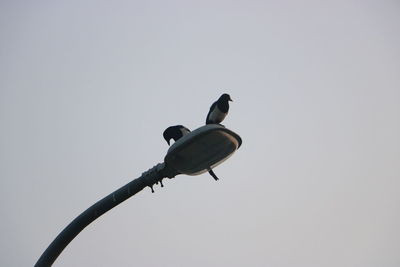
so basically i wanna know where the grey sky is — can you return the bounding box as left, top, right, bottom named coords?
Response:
left=1, top=1, right=399, bottom=266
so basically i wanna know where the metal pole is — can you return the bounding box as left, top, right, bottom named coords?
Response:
left=35, top=163, right=178, bottom=267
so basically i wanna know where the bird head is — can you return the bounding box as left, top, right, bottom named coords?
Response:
left=220, top=93, right=233, bottom=102
left=163, top=129, right=172, bottom=146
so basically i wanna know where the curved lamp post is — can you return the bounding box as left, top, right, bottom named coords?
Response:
left=35, top=124, right=242, bottom=267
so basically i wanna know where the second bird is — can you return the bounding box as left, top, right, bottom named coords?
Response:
left=206, top=93, right=233, bottom=125
left=163, top=125, right=191, bottom=145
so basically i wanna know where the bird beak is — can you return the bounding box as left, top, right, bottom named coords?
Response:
left=229, top=97, right=233, bottom=102
left=167, top=139, right=170, bottom=145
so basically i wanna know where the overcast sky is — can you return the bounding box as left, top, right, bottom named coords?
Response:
left=1, top=1, right=399, bottom=266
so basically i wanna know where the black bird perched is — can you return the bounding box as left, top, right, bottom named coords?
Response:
left=163, top=125, right=191, bottom=145
left=162, top=125, right=220, bottom=181
left=206, top=93, right=233, bottom=125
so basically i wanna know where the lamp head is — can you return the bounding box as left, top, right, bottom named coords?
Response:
left=164, top=125, right=241, bottom=175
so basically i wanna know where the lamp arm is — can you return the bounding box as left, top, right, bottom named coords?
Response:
left=35, top=163, right=178, bottom=267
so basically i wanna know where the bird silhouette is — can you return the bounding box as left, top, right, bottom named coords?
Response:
left=163, top=125, right=190, bottom=145
left=206, top=93, right=232, bottom=125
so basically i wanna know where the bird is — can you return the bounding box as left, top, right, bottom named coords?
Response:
left=163, top=125, right=191, bottom=145
left=206, top=93, right=233, bottom=125
left=163, top=125, right=220, bottom=181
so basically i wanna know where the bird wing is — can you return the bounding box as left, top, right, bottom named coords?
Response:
left=180, top=126, right=191, bottom=135
left=206, top=102, right=217, bottom=124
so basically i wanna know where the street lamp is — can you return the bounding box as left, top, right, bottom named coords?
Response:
left=35, top=124, right=242, bottom=267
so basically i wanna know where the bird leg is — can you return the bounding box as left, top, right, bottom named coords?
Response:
left=208, top=169, right=219, bottom=181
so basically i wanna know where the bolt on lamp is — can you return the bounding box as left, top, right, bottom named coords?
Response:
left=35, top=124, right=242, bottom=267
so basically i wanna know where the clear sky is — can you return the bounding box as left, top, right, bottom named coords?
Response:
left=1, top=1, right=399, bottom=266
